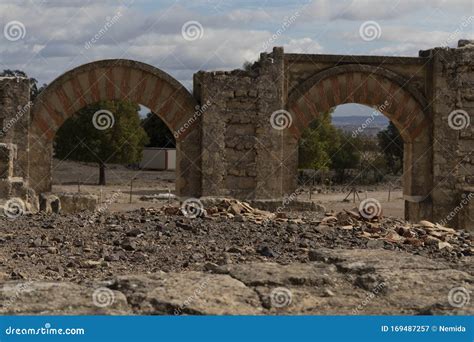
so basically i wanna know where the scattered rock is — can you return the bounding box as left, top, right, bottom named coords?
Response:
left=366, top=239, right=385, bottom=249
left=121, top=238, right=137, bottom=251
left=257, top=246, right=277, bottom=258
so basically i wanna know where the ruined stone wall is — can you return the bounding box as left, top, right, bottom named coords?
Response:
left=0, top=77, right=30, bottom=179
left=429, top=41, right=474, bottom=230
left=0, top=78, right=38, bottom=209
left=284, top=54, right=428, bottom=97
left=195, top=48, right=295, bottom=199
left=0, top=45, right=472, bottom=229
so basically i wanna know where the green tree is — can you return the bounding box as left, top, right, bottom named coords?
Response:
left=298, top=110, right=337, bottom=171
left=141, top=112, right=175, bottom=148
left=330, top=130, right=361, bottom=182
left=299, top=111, right=362, bottom=183
left=54, top=100, right=149, bottom=185
left=357, top=136, right=387, bottom=183
left=377, top=121, right=404, bottom=174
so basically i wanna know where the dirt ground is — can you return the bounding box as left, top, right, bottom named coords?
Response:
left=0, top=160, right=471, bottom=315
left=52, top=159, right=176, bottom=212
left=52, top=159, right=405, bottom=217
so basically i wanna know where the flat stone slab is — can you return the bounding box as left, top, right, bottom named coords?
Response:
left=0, top=248, right=472, bottom=315
left=110, top=272, right=262, bottom=315
left=0, top=282, right=128, bottom=315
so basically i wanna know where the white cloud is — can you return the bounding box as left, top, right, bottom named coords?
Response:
left=0, top=0, right=471, bottom=87
left=370, top=43, right=419, bottom=56
left=283, top=38, right=324, bottom=54
left=303, top=0, right=473, bottom=20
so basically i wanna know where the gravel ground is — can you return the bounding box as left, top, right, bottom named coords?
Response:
left=0, top=207, right=471, bottom=284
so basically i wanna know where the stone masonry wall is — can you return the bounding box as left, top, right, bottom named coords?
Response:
left=0, top=45, right=472, bottom=229
left=195, top=69, right=257, bottom=198
left=429, top=41, right=474, bottom=230
left=195, top=47, right=295, bottom=199
left=0, top=77, right=30, bottom=179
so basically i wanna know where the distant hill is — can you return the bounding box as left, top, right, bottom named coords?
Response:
left=331, top=115, right=389, bottom=136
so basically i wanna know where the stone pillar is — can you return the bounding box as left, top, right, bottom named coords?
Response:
left=428, top=41, right=474, bottom=230
left=0, top=143, right=16, bottom=197
left=254, top=47, right=298, bottom=199
left=195, top=47, right=291, bottom=200
left=0, top=77, right=30, bottom=180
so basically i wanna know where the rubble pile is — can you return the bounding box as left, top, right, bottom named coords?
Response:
left=158, top=199, right=471, bottom=257
left=161, top=198, right=278, bottom=224
left=0, top=198, right=471, bottom=283
left=318, top=209, right=471, bottom=254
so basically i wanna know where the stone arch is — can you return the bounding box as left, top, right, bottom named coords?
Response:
left=287, top=64, right=433, bottom=221
left=29, top=59, right=201, bottom=196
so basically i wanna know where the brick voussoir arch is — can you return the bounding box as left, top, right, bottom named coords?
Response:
left=287, top=63, right=433, bottom=220
left=31, top=59, right=199, bottom=142
left=29, top=59, right=202, bottom=196
left=287, top=64, right=430, bottom=142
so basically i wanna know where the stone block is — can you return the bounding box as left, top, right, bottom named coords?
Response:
left=10, top=177, right=27, bottom=198
left=458, top=190, right=474, bottom=232
left=234, top=89, right=247, bottom=97
left=57, top=193, right=98, bottom=213
left=0, top=179, right=11, bottom=198
left=248, top=199, right=326, bottom=213
left=0, top=143, right=16, bottom=179
left=39, top=193, right=61, bottom=214
left=225, top=176, right=256, bottom=190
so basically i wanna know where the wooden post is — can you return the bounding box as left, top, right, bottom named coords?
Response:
left=129, top=178, right=134, bottom=204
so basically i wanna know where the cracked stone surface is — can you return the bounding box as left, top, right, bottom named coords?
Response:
left=0, top=282, right=128, bottom=315
left=1, top=248, right=472, bottom=315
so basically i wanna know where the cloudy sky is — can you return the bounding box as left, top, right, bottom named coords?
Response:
left=0, top=0, right=472, bottom=98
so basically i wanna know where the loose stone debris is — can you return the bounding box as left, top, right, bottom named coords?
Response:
left=1, top=248, right=471, bottom=315
left=160, top=198, right=472, bottom=256
left=0, top=198, right=471, bottom=315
